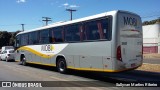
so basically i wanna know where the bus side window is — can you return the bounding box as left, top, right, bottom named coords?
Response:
left=33, top=31, right=39, bottom=44
left=54, top=27, right=63, bottom=42
left=29, top=32, right=33, bottom=44
left=28, top=31, right=39, bottom=45
left=65, top=24, right=80, bottom=42
left=21, top=33, right=29, bottom=46
left=16, top=35, right=20, bottom=48
left=49, top=28, right=55, bottom=43
left=97, top=21, right=104, bottom=39
left=79, top=25, right=83, bottom=41
left=39, top=29, right=49, bottom=44
left=84, top=21, right=100, bottom=40
left=101, top=18, right=111, bottom=40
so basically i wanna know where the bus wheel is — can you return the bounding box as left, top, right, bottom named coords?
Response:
left=57, top=58, right=67, bottom=74
left=21, top=56, right=27, bottom=66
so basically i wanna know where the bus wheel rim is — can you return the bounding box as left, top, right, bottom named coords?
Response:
left=22, top=57, right=26, bottom=65
left=59, top=61, right=65, bottom=71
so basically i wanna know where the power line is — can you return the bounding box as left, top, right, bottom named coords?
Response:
left=66, top=9, right=77, bottom=20
left=20, top=24, right=25, bottom=31
left=42, top=17, right=52, bottom=26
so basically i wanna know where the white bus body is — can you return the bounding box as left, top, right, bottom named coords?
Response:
left=15, top=10, right=143, bottom=73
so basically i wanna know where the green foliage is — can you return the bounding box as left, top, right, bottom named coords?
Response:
left=143, top=18, right=160, bottom=25
left=0, top=31, right=21, bottom=48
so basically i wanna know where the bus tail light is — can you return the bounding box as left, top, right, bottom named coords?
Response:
left=117, top=46, right=122, bottom=61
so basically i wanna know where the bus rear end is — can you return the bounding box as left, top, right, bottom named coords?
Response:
left=115, top=11, right=143, bottom=71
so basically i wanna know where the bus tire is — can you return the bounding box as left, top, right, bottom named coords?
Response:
left=21, top=56, right=27, bottom=66
left=57, top=58, right=67, bottom=74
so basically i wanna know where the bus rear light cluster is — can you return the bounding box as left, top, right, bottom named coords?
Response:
left=117, top=46, right=122, bottom=61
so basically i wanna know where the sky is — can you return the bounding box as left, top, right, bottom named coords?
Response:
left=0, top=0, right=160, bottom=32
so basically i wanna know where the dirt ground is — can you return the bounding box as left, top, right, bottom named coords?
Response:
left=137, top=54, right=160, bottom=73
left=143, top=53, right=160, bottom=59
left=137, top=63, right=160, bottom=72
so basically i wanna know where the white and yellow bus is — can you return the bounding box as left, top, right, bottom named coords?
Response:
left=15, top=10, right=143, bottom=73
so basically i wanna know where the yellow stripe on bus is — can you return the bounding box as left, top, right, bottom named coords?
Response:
left=26, top=61, right=56, bottom=67
left=18, top=46, right=55, bottom=59
left=16, top=60, right=56, bottom=67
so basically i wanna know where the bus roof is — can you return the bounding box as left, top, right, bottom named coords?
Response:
left=16, top=10, right=139, bottom=35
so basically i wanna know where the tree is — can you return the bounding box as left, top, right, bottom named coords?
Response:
left=0, top=31, right=12, bottom=48
left=0, top=30, right=21, bottom=48
left=9, top=31, right=21, bottom=46
left=143, top=18, right=160, bottom=25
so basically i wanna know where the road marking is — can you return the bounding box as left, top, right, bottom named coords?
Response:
left=50, top=76, right=69, bottom=81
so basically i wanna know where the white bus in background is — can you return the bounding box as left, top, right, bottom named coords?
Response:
left=15, top=10, right=143, bottom=73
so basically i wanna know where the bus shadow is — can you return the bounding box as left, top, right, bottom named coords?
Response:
left=23, top=63, right=57, bottom=71
left=22, top=63, right=160, bottom=84
left=23, top=63, right=118, bottom=83
left=67, top=70, right=159, bottom=83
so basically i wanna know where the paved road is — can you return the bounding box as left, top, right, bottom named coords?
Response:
left=143, top=58, right=160, bottom=64
left=0, top=61, right=159, bottom=90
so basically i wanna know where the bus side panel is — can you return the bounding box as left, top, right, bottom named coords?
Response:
left=65, top=55, right=75, bottom=68
left=110, top=13, right=118, bottom=71
left=25, top=51, right=31, bottom=62
left=27, top=45, right=49, bottom=64
left=15, top=50, right=20, bottom=61
left=15, top=49, right=32, bottom=62
left=59, top=43, right=80, bottom=69
left=79, top=56, right=102, bottom=69
left=60, top=41, right=112, bottom=71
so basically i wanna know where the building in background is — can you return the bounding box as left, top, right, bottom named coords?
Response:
left=143, top=23, right=160, bottom=53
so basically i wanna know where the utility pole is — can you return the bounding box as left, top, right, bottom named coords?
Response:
left=42, top=17, right=52, bottom=26
left=66, top=9, right=77, bottom=20
left=21, top=24, right=25, bottom=31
